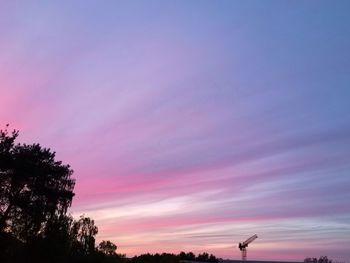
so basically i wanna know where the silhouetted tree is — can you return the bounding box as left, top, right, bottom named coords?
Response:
left=208, top=254, right=218, bottom=263
left=179, top=251, right=196, bottom=261
left=319, top=256, right=332, bottom=263
left=37, top=214, right=75, bottom=262
left=304, top=258, right=317, bottom=263
left=0, top=127, right=18, bottom=230
left=179, top=252, right=187, bottom=260
left=0, top=127, right=75, bottom=242
left=71, top=215, right=98, bottom=255
left=187, top=252, right=196, bottom=261
left=98, top=240, right=117, bottom=255
left=197, top=252, right=209, bottom=262
left=305, top=256, right=333, bottom=263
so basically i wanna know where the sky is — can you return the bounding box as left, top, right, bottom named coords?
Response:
left=1, top=0, right=350, bottom=262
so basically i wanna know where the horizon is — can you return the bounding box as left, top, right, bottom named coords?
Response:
left=1, top=1, right=350, bottom=262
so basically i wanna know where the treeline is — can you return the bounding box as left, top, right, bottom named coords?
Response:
left=0, top=127, right=220, bottom=263
left=130, top=252, right=220, bottom=263
left=304, top=256, right=334, bottom=263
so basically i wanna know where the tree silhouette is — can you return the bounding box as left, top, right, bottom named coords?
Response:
left=305, top=256, right=333, bottom=263
left=98, top=240, right=118, bottom=256
left=0, top=127, right=75, bottom=241
left=0, top=127, right=18, bottom=230
left=197, top=252, right=209, bottom=262
left=179, top=251, right=196, bottom=261
left=71, top=215, right=98, bottom=255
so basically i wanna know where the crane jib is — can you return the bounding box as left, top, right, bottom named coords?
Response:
left=237, top=234, right=258, bottom=261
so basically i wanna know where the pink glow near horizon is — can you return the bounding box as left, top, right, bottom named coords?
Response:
left=1, top=1, right=350, bottom=262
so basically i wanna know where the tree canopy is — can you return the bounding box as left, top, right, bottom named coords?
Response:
left=98, top=240, right=118, bottom=256
left=0, top=127, right=75, bottom=241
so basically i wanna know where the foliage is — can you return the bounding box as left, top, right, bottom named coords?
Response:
left=304, top=256, right=333, bottom=263
left=98, top=240, right=118, bottom=255
left=71, top=215, right=99, bottom=255
left=0, top=126, right=75, bottom=241
left=179, top=251, right=196, bottom=261
left=130, top=252, right=220, bottom=263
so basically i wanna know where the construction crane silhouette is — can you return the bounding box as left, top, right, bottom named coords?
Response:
left=238, top=234, right=258, bottom=261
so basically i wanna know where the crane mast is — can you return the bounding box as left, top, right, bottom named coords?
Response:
left=238, top=234, right=258, bottom=261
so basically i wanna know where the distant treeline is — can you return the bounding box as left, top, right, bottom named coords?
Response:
left=130, top=252, right=220, bottom=263
left=0, top=127, right=220, bottom=263
left=304, top=256, right=335, bottom=263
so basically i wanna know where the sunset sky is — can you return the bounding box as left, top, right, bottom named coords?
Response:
left=1, top=1, right=350, bottom=262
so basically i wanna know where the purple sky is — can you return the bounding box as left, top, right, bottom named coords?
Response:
left=1, top=1, right=350, bottom=262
